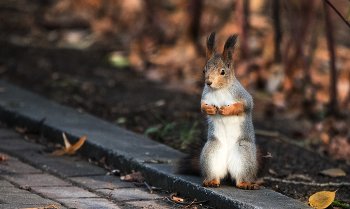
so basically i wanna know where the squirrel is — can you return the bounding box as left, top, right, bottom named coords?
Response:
left=177, top=32, right=262, bottom=190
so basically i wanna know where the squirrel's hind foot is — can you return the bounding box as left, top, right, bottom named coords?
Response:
left=236, top=182, right=259, bottom=190
left=202, top=180, right=220, bottom=187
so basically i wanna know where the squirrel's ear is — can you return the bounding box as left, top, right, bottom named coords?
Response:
left=222, top=34, right=237, bottom=68
left=206, top=32, right=216, bottom=59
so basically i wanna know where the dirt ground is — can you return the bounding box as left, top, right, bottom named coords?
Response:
left=0, top=0, right=349, bottom=206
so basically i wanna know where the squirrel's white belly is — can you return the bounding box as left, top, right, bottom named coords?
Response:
left=209, top=115, right=245, bottom=145
left=204, top=88, right=245, bottom=145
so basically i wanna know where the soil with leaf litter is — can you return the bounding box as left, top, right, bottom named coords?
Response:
left=0, top=1, right=349, bottom=206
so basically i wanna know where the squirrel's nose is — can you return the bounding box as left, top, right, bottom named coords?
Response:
left=207, top=81, right=212, bottom=86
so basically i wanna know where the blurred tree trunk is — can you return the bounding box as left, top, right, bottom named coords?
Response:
left=323, top=1, right=338, bottom=116
left=187, top=0, right=202, bottom=43
left=240, top=0, right=250, bottom=59
left=272, top=0, right=281, bottom=63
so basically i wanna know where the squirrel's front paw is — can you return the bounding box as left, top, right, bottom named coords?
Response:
left=218, top=102, right=244, bottom=116
left=201, top=103, right=217, bottom=115
left=218, top=106, right=231, bottom=115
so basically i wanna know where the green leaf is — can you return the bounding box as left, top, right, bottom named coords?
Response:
left=144, top=126, right=161, bottom=135
left=333, top=200, right=350, bottom=208
left=109, top=52, right=130, bottom=67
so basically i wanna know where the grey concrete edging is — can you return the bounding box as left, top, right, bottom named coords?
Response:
left=0, top=80, right=311, bottom=209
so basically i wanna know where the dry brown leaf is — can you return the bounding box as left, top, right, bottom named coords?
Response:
left=15, top=126, right=27, bottom=134
left=120, top=171, right=145, bottom=183
left=65, top=135, right=86, bottom=154
left=320, top=168, right=346, bottom=177
left=51, top=135, right=86, bottom=156
left=285, top=174, right=312, bottom=181
left=172, top=196, right=184, bottom=202
left=309, top=190, right=337, bottom=209
left=0, top=154, right=7, bottom=161
left=62, top=133, right=71, bottom=149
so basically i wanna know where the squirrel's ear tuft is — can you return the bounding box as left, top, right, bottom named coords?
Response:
left=206, top=32, right=216, bottom=59
left=222, top=34, right=237, bottom=66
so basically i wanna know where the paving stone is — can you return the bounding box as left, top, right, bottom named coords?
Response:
left=0, top=138, right=46, bottom=152
left=0, top=192, right=59, bottom=205
left=1, top=173, right=71, bottom=187
left=0, top=186, right=30, bottom=194
left=0, top=203, right=65, bottom=209
left=127, top=200, right=170, bottom=209
left=70, top=175, right=135, bottom=190
left=41, top=156, right=107, bottom=177
left=0, top=128, right=21, bottom=140
left=0, top=180, right=14, bottom=187
left=10, top=150, right=107, bottom=177
left=96, top=188, right=163, bottom=201
left=57, top=198, right=121, bottom=209
left=0, top=155, right=42, bottom=174
left=32, top=186, right=98, bottom=199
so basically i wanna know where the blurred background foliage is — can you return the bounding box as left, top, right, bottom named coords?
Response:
left=1, top=0, right=350, bottom=161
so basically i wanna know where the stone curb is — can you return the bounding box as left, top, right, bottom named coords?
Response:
left=0, top=80, right=311, bottom=209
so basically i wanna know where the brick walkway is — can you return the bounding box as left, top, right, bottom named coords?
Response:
left=0, top=127, right=173, bottom=209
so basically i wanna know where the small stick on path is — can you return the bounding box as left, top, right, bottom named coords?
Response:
left=144, top=181, right=153, bottom=194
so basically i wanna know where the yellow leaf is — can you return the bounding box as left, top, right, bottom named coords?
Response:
left=51, top=135, right=86, bottom=156
left=320, top=168, right=346, bottom=177
left=309, top=190, right=337, bottom=209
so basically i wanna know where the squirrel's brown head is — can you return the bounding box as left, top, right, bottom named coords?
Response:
left=203, top=32, right=237, bottom=89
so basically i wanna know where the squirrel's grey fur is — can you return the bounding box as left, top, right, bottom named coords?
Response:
left=200, top=32, right=258, bottom=185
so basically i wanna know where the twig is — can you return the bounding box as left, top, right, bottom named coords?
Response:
left=324, top=0, right=350, bottom=29
left=165, top=197, right=209, bottom=206
left=264, top=176, right=350, bottom=187
left=144, top=181, right=153, bottom=194
left=185, top=198, right=197, bottom=208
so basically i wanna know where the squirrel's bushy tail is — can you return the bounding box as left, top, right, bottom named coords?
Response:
left=256, top=142, right=269, bottom=177
left=175, top=137, right=206, bottom=176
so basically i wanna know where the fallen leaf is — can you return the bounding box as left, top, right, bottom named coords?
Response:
left=62, top=133, right=71, bottom=149
left=285, top=174, right=312, bottom=181
left=120, top=171, right=145, bottom=183
left=51, top=134, right=86, bottom=156
left=269, top=169, right=277, bottom=175
left=107, top=184, right=111, bottom=186
left=320, top=168, right=346, bottom=177
left=0, top=154, right=7, bottom=161
left=172, top=196, right=184, bottom=202
left=15, top=126, right=27, bottom=134
left=309, top=190, right=337, bottom=209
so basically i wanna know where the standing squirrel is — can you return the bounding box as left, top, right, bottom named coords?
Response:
left=193, top=32, right=259, bottom=190
left=177, top=33, right=266, bottom=189
left=176, top=32, right=263, bottom=190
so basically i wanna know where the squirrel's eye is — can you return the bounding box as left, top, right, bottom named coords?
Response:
left=220, top=70, right=225, bottom=75
left=203, top=69, right=205, bottom=74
